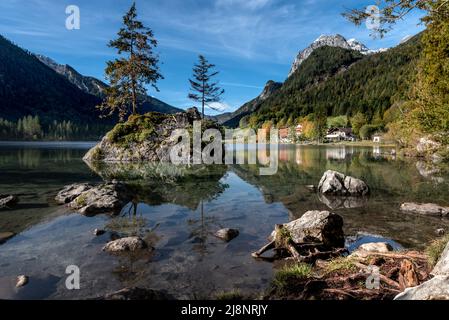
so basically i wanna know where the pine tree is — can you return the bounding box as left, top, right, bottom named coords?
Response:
left=97, top=2, right=163, bottom=121
left=188, top=55, right=225, bottom=119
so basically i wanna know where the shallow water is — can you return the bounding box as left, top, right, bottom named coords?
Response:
left=0, top=142, right=448, bottom=299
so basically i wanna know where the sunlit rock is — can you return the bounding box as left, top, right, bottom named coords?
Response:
left=400, top=202, right=449, bottom=217
left=318, top=170, right=369, bottom=196
left=270, top=210, right=344, bottom=248
left=103, top=236, right=148, bottom=253
left=0, top=194, right=19, bottom=209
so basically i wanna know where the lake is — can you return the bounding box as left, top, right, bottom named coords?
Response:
left=1, top=141, right=449, bottom=299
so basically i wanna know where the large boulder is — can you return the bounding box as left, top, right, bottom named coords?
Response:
left=103, top=236, right=148, bottom=253
left=318, top=170, right=369, bottom=196
left=56, top=182, right=132, bottom=215
left=400, top=202, right=449, bottom=217
left=0, top=194, right=19, bottom=209
left=394, top=275, right=449, bottom=300
left=432, top=240, right=449, bottom=276
left=83, top=108, right=222, bottom=163
left=271, top=210, right=345, bottom=248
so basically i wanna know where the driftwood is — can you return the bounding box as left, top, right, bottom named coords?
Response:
left=252, top=224, right=346, bottom=264
left=398, top=259, right=420, bottom=290
left=266, top=246, right=431, bottom=300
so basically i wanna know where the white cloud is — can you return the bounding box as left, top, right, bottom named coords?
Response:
left=207, top=102, right=230, bottom=112
left=216, top=0, right=271, bottom=10
left=221, top=82, right=263, bottom=89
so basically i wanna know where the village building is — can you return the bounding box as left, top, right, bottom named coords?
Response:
left=325, top=127, right=355, bottom=142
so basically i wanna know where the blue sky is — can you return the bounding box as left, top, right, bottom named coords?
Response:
left=0, top=0, right=425, bottom=115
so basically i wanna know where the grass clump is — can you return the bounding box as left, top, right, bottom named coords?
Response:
left=273, top=263, right=313, bottom=291
left=91, top=147, right=103, bottom=161
left=325, top=257, right=358, bottom=274
left=74, top=193, right=88, bottom=207
left=107, top=112, right=167, bottom=146
left=275, top=226, right=293, bottom=247
left=215, top=290, right=244, bottom=301
left=426, top=234, right=449, bottom=267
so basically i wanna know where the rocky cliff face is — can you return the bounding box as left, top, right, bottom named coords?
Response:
left=288, top=34, right=387, bottom=77
left=36, top=54, right=182, bottom=114
left=35, top=54, right=108, bottom=97
left=84, top=107, right=222, bottom=162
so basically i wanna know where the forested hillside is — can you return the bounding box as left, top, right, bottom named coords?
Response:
left=242, top=35, right=421, bottom=129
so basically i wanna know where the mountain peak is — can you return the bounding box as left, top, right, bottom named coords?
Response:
left=288, top=34, right=378, bottom=77
left=259, top=80, right=283, bottom=101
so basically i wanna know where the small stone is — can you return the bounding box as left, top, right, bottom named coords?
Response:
left=305, top=185, right=316, bottom=192
left=358, top=242, right=393, bottom=253
left=214, top=228, right=239, bottom=242
left=350, top=242, right=394, bottom=258
left=400, top=203, right=449, bottom=217
left=16, top=275, right=29, bottom=288
left=0, top=232, right=15, bottom=244
left=93, top=229, right=106, bottom=236
left=436, top=229, right=446, bottom=236
left=0, top=194, right=19, bottom=208
left=103, top=237, right=147, bottom=253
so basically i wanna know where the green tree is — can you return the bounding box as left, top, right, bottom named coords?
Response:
left=345, top=0, right=449, bottom=146
left=351, top=112, right=367, bottom=136
left=98, top=2, right=163, bottom=121
left=188, top=55, right=225, bottom=119
left=343, top=1, right=437, bottom=37
left=312, top=107, right=327, bottom=142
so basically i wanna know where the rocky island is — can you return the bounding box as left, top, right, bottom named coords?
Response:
left=84, top=107, right=222, bottom=163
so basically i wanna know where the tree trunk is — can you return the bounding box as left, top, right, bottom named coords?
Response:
left=202, top=79, right=205, bottom=119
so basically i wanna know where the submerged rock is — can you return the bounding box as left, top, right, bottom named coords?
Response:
left=318, top=170, right=369, bottom=196
left=0, top=194, right=19, bottom=209
left=103, top=236, right=148, bottom=253
left=98, top=287, right=174, bottom=300
left=56, top=182, right=132, bottom=215
left=400, top=202, right=449, bottom=217
left=16, top=275, right=29, bottom=288
left=271, top=210, right=345, bottom=248
left=214, top=228, right=239, bottom=242
left=93, top=229, right=106, bottom=236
